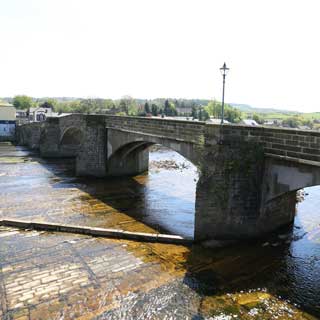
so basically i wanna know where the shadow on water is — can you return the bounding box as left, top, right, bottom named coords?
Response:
left=181, top=218, right=320, bottom=318
left=7, top=145, right=196, bottom=238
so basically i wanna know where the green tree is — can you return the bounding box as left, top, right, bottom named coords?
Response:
left=252, top=113, right=264, bottom=124
left=164, top=99, right=170, bottom=116
left=302, top=119, right=313, bottom=129
left=191, top=106, right=197, bottom=119
left=282, top=116, right=302, bottom=128
left=144, top=102, right=150, bottom=114
left=119, top=96, right=138, bottom=116
left=151, top=104, right=158, bottom=116
left=13, top=95, right=33, bottom=110
left=163, top=99, right=177, bottom=116
left=202, top=109, right=210, bottom=121
left=198, top=108, right=203, bottom=121
left=119, top=100, right=128, bottom=114
left=39, top=99, right=57, bottom=111
left=204, top=100, right=242, bottom=123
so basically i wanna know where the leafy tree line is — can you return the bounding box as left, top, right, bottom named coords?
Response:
left=9, top=95, right=245, bottom=123
left=282, top=116, right=314, bottom=128
left=6, top=95, right=320, bottom=129
left=10, top=96, right=181, bottom=117
left=203, top=100, right=242, bottom=123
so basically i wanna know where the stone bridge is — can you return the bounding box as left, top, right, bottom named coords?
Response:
left=16, top=114, right=320, bottom=242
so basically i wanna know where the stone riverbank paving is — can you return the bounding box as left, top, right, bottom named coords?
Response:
left=0, top=227, right=317, bottom=320
left=0, top=226, right=185, bottom=319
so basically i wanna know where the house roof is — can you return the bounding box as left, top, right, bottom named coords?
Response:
left=241, top=119, right=259, bottom=126
left=206, top=118, right=230, bottom=124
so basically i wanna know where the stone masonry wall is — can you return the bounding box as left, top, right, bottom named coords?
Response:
left=194, top=124, right=308, bottom=240
left=195, top=130, right=266, bottom=240
left=218, top=124, right=320, bottom=163
left=16, top=122, right=42, bottom=149
left=17, top=116, right=320, bottom=164
left=105, top=116, right=206, bottom=144
left=39, top=117, right=61, bottom=157
left=105, top=117, right=320, bottom=165
left=76, top=116, right=107, bottom=177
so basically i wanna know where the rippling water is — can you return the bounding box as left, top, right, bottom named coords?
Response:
left=0, top=142, right=319, bottom=319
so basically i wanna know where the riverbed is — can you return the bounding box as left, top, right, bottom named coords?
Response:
left=0, top=142, right=319, bottom=319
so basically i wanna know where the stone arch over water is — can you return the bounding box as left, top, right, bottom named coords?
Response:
left=59, top=127, right=84, bottom=158
left=106, top=128, right=200, bottom=177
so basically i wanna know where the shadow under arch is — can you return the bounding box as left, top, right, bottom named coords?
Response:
left=107, top=137, right=199, bottom=177
left=107, top=141, right=153, bottom=176
left=103, top=139, right=199, bottom=238
left=60, top=127, right=83, bottom=146
left=59, top=127, right=84, bottom=158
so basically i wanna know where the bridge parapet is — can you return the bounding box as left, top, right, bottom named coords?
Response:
left=105, top=116, right=206, bottom=144
left=212, top=124, right=320, bottom=164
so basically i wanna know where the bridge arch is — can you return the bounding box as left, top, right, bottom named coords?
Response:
left=262, top=157, right=320, bottom=203
left=60, top=127, right=83, bottom=145
left=106, top=128, right=200, bottom=176
left=59, top=127, right=84, bottom=158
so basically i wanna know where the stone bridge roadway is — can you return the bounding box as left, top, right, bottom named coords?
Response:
left=16, top=114, right=320, bottom=242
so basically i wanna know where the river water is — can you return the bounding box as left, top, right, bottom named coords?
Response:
left=0, top=142, right=319, bottom=319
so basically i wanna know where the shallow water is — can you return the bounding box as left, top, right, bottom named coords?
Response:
left=0, top=142, right=319, bottom=319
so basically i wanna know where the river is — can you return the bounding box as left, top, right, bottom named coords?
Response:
left=0, top=142, right=319, bottom=319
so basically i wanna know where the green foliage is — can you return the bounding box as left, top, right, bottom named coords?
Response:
left=54, top=98, right=115, bottom=114
left=39, top=99, right=57, bottom=111
left=197, top=107, right=210, bottom=121
left=151, top=104, right=159, bottom=116
left=10, top=95, right=319, bottom=129
left=13, top=95, right=34, bottom=110
left=282, top=116, right=314, bottom=128
left=282, top=116, right=302, bottom=128
left=163, top=99, right=177, bottom=116
left=204, top=100, right=242, bottom=123
left=252, top=113, right=264, bottom=124
left=115, top=111, right=126, bottom=116
left=119, top=96, right=139, bottom=116
left=144, top=102, right=150, bottom=114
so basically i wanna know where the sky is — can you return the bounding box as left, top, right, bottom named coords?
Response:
left=0, top=0, right=320, bottom=112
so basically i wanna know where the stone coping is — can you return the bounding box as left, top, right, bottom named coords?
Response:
left=0, top=218, right=193, bottom=245
left=106, top=127, right=201, bottom=144
left=46, top=114, right=320, bottom=135
left=265, top=153, right=320, bottom=167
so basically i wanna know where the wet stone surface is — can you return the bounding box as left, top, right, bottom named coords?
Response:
left=0, top=227, right=183, bottom=319
left=0, top=226, right=316, bottom=320
left=0, top=142, right=320, bottom=319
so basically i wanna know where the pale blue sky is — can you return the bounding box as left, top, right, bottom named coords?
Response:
left=1, top=0, right=320, bottom=112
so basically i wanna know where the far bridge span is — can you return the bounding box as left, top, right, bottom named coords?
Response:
left=16, top=114, right=320, bottom=242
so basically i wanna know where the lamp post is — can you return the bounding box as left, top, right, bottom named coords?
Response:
left=220, top=62, right=229, bottom=124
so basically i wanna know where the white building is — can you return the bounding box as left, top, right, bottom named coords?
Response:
left=240, top=119, right=259, bottom=126
left=29, top=106, right=53, bottom=122
left=0, top=104, right=16, bottom=139
left=206, top=118, right=230, bottom=124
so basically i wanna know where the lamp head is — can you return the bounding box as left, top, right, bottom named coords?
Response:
left=220, top=62, right=229, bottom=76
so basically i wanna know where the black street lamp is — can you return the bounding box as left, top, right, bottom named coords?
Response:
left=220, top=62, right=229, bottom=124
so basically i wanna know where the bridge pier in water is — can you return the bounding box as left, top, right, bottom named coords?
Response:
left=16, top=114, right=320, bottom=242
left=194, top=133, right=296, bottom=241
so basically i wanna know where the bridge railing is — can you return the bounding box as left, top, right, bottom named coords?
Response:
left=104, top=115, right=206, bottom=144
left=218, top=124, right=320, bottom=164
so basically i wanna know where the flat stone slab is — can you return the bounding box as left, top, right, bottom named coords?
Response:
left=0, top=218, right=193, bottom=245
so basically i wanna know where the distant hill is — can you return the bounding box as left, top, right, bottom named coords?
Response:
left=229, top=103, right=299, bottom=115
